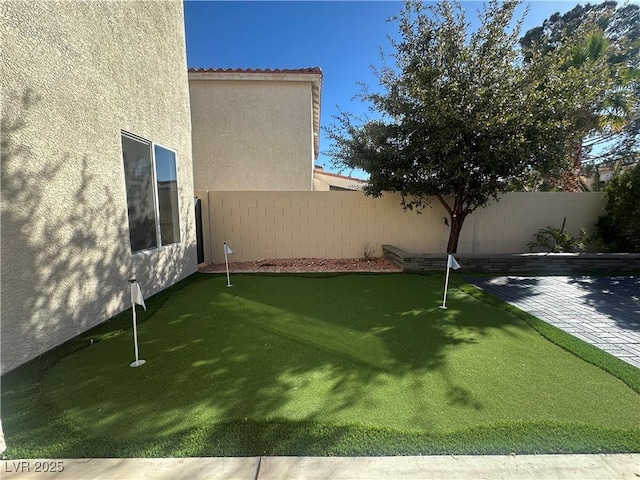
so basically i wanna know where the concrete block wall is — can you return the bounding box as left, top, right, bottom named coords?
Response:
left=196, top=191, right=606, bottom=264
left=197, top=191, right=444, bottom=263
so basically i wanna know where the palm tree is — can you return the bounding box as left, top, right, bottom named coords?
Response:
left=560, top=29, right=638, bottom=191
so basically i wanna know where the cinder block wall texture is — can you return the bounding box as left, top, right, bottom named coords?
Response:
left=196, top=191, right=605, bottom=264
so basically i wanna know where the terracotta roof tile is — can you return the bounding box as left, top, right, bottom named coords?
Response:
left=188, top=67, right=322, bottom=75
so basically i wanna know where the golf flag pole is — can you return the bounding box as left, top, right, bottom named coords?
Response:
left=129, top=280, right=146, bottom=367
left=224, top=243, right=233, bottom=287
left=440, top=254, right=461, bottom=309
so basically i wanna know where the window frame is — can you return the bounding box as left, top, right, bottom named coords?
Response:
left=121, top=131, right=181, bottom=255
left=153, top=142, right=181, bottom=247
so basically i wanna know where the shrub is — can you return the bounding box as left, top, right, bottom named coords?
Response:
left=359, top=241, right=378, bottom=261
left=595, top=163, right=640, bottom=252
left=528, top=217, right=587, bottom=253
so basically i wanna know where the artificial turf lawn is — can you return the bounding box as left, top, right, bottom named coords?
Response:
left=2, top=272, right=639, bottom=457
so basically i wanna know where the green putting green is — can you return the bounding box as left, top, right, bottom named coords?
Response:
left=4, top=273, right=640, bottom=456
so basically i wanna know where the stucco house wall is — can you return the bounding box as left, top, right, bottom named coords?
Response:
left=189, top=68, right=322, bottom=191
left=1, top=0, right=197, bottom=374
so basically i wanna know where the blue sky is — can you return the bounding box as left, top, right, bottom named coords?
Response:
left=184, top=1, right=595, bottom=178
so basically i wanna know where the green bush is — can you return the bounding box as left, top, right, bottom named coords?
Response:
left=527, top=217, right=587, bottom=253
left=596, top=163, right=640, bottom=252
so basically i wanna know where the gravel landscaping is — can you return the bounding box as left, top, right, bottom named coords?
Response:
left=198, top=257, right=401, bottom=273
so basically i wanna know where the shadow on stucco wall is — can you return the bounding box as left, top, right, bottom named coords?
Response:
left=1, top=88, right=194, bottom=375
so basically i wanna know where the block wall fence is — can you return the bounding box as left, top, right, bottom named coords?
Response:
left=194, top=191, right=606, bottom=264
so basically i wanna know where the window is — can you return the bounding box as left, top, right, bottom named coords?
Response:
left=121, top=132, right=180, bottom=253
left=154, top=144, right=181, bottom=246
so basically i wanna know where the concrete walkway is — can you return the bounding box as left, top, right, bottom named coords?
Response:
left=467, top=276, right=640, bottom=369
left=2, top=454, right=640, bottom=479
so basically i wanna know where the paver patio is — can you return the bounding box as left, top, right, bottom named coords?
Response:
left=467, top=276, right=640, bottom=369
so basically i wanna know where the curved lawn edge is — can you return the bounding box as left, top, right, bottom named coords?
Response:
left=457, top=282, right=640, bottom=394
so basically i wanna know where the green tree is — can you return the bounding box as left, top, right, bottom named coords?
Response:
left=328, top=0, right=574, bottom=253
left=520, top=1, right=639, bottom=66
left=512, top=27, right=618, bottom=191
left=559, top=27, right=634, bottom=190
left=520, top=1, right=640, bottom=188
left=596, top=163, right=640, bottom=252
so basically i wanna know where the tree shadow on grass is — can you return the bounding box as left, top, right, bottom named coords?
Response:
left=30, top=274, right=526, bottom=451
left=6, top=272, right=639, bottom=458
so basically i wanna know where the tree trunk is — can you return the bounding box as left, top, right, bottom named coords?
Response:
left=561, top=141, right=583, bottom=192
left=437, top=194, right=467, bottom=254
left=447, top=213, right=465, bottom=254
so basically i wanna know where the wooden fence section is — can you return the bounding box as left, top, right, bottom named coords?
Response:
left=194, top=190, right=606, bottom=264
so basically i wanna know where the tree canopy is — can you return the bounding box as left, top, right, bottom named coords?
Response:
left=520, top=1, right=640, bottom=176
left=520, top=1, right=639, bottom=66
left=328, top=0, right=576, bottom=253
left=596, top=163, right=640, bottom=252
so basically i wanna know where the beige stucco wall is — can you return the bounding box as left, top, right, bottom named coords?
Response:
left=313, top=170, right=367, bottom=191
left=197, top=191, right=605, bottom=264
left=1, top=1, right=197, bottom=374
left=313, top=178, right=331, bottom=191
left=189, top=78, right=315, bottom=191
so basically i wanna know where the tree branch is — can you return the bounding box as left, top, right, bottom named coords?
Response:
left=436, top=193, right=453, bottom=216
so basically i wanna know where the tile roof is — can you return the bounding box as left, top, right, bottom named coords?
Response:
left=313, top=167, right=368, bottom=183
left=188, top=67, right=322, bottom=75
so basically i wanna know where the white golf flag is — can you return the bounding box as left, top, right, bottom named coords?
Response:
left=440, top=254, right=461, bottom=309
left=224, top=243, right=233, bottom=255
left=131, top=282, right=146, bottom=311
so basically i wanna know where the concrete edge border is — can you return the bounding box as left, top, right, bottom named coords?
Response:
left=383, top=245, right=640, bottom=273
left=2, top=454, right=639, bottom=480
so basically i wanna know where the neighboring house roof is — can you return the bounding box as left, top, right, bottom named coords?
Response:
left=313, top=167, right=368, bottom=191
left=189, top=67, right=321, bottom=74
left=188, top=67, right=322, bottom=159
left=581, top=160, right=639, bottom=187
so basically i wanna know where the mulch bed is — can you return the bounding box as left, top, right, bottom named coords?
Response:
left=198, top=257, right=401, bottom=273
